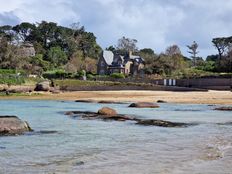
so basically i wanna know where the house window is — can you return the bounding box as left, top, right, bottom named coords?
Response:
left=101, top=61, right=105, bottom=67
left=100, top=69, right=105, bottom=75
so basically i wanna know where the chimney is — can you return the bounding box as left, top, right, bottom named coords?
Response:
left=128, top=50, right=132, bottom=58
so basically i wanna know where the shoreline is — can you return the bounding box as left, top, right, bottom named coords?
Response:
left=0, top=90, right=232, bottom=105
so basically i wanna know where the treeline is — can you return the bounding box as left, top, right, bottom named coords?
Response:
left=0, top=21, right=101, bottom=74
left=0, top=21, right=232, bottom=79
left=108, top=36, right=232, bottom=78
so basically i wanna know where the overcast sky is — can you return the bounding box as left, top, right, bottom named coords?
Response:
left=0, top=0, right=232, bottom=57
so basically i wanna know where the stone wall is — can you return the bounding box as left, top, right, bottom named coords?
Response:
left=176, top=78, right=232, bottom=90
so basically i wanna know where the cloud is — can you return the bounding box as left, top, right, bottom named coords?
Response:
left=0, top=12, right=20, bottom=26
left=0, top=0, right=232, bottom=57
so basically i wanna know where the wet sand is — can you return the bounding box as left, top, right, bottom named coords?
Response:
left=0, top=90, right=232, bottom=105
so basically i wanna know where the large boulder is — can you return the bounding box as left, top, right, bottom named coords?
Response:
left=129, top=102, right=159, bottom=108
left=34, top=81, right=50, bottom=91
left=0, top=116, right=32, bottom=136
left=97, top=107, right=118, bottom=115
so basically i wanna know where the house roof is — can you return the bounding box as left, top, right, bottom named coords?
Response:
left=102, top=50, right=145, bottom=65
left=103, top=50, right=114, bottom=65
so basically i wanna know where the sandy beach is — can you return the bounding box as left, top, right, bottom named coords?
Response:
left=0, top=90, right=232, bottom=105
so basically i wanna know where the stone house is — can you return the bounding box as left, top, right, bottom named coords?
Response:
left=97, top=50, right=145, bottom=76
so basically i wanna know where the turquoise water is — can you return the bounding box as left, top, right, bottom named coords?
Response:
left=0, top=100, right=232, bottom=174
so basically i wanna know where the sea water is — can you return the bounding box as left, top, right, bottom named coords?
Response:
left=0, top=100, right=232, bottom=174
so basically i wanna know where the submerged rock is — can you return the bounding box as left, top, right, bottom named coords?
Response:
left=157, top=100, right=167, bottom=103
left=136, top=119, right=189, bottom=127
left=75, top=99, right=96, bottom=103
left=97, top=107, right=117, bottom=115
left=66, top=111, right=134, bottom=121
left=97, top=100, right=125, bottom=104
left=217, top=122, right=232, bottom=126
left=0, top=116, right=32, bottom=136
left=214, top=107, right=232, bottom=111
left=129, top=102, right=160, bottom=108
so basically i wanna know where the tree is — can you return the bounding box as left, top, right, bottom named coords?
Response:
left=106, top=45, right=116, bottom=52
left=212, top=37, right=232, bottom=61
left=165, top=45, right=181, bottom=56
left=117, top=36, right=138, bottom=53
left=64, top=50, right=85, bottom=73
left=187, top=41, right=199, bottom=66
left=12, top=22, right=36, bottom=42
left=47, top=47, right=68, bottom=68
left=140, top=48, right=155, bottom=55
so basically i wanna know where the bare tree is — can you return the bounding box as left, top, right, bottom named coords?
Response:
left=117, top=36, right=138, bottom=52
left=165, top=45, right=181, bottom=56
left=187, top=41, right=199, bottom=66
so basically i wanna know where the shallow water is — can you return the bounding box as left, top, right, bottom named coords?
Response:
left=0, top=100, right=232, bottom=174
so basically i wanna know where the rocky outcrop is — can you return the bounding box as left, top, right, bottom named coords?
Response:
left=65, top=107, right=193, bottom=127
left=214, top=107, right=232, bottom=111
left=136, top=119, right=189, bottom=127
left=34, top=81, right=50, bottom=91
left=97, top=107, right=117, bottom=115
left=65, top=109, right=134, bottom=122
left=0, top=116, right=32, bottom=136
left=129, top=102, right=160, bottom=108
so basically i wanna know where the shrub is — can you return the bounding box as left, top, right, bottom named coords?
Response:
left=110, top=73, right=125, bottom=79
left=87, top=74, right=95, bottom=80
left=0, top=76, right=25, bottom=85
left=42, top=69, right=72, bottom=79
left=0, top=69, right=26, bottom=75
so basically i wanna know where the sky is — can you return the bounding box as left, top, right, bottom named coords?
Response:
left=0, top=0, right=232, bottom=58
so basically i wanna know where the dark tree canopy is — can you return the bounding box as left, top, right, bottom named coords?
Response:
left=212, top=37, right=232, bottom=60
left=0, top=21, right=102, bottom=73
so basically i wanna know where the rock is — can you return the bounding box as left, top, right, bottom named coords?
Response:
left=97, top=107, right=118, bottom=115
left=25, top=130, right=58, bottom=136
left=217, top=122, right=232, bottom=126
left=98, top=100, right=125, bottom=104
left=101, top=114, right=134, bottom=121
left=214, top=107, right=232, bottom=111
left=73, top=161, right=84, bottom=166
left=136, top=119, right=189, bottom=127
left=65, top=110, right=194, bottom=127
left=66, top=110, right=134, bottom=121
left=50, top=87, right=61, bottom=94
left=34, top=81, right=50, bottom=91
left=129, top=102, right=160, bottom=108
left=157, top=100, right=167, bottom=103
left=0, top=116, right=32, bottom=136
left=77, top=100, right=93, bottom=103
